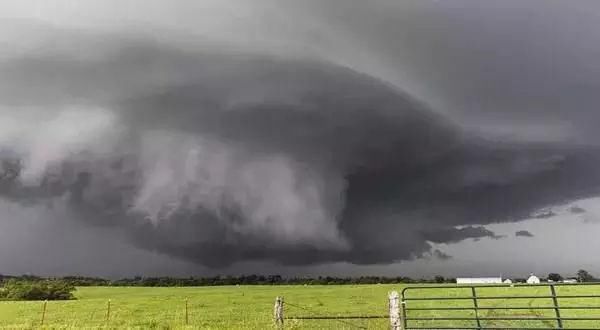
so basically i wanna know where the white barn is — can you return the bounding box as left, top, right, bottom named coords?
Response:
left=456, top=277, right=503, bottom=284
left=527, top=274, right=541, bottom=284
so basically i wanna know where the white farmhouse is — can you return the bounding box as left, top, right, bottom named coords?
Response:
left=526, top=274, right=541, bottom=284
left=456, top=277, right=503, bottom=284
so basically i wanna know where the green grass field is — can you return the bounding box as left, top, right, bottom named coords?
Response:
left=1, top=284, right=600, bottom=329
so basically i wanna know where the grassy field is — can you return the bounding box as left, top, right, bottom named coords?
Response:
left=0, top=284, right=599, bottom=329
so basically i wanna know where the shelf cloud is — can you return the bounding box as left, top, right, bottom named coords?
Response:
left=1, top=0, right=600, bottom=272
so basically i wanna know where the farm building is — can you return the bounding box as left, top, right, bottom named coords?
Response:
left=526, top=274, right=541, bottom=284
left=456, top=277, right=503, bottom=284
left=563, top=279, right=578, bottom=284
left=503, top=279, right=513, bottom=284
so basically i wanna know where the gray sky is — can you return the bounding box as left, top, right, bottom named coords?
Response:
left=1, top=0, right=600, bottom=278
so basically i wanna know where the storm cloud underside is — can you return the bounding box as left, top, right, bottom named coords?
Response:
left=1, top=0, right=600, bottom=271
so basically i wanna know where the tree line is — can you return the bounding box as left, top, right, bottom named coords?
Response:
left=0, top=274, right=451, bottom=287
left=1, top=269, right=596, bottom=288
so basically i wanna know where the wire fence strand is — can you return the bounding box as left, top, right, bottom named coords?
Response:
left=285, top=300, right=382, bottom=329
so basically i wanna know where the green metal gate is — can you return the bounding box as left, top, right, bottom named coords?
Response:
left=401, top=283, right=600, bottom=329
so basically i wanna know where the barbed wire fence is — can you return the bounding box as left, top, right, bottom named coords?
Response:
left=28, top=297, right=193, bottom=327
left=18, top=291, right=403, bottom=329
left=273, top=291, right=401, bottom=329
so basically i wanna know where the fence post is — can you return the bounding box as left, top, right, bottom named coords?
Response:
left=389, top=291, right=401, bottom=330
left=106, top=299, right=111, bottom=323
left=185, top=298, right=189, bottom=325
left=274, top=296, right=284, bottom=328
left=40, top=300, right=48, bottom=326
left=550, top=285, right=563, bottom=329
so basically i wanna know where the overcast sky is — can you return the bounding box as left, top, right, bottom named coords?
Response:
left=1, top=0, right=600, bottom=278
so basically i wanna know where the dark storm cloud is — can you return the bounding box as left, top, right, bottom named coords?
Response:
left=293, top=0, right=600, bottom=143
left=532, top=210, right=557, bottom=219
left=2, top=0, right=600, bottom=272
left=422, top=226, right=502, bottom=244
left=432, top=250, right=452, bottom=261
left=2, top=35, right=600, bottom=269
left=515, top=230, right=535, bottom=238
left=570, top=206, right=587, bottom=214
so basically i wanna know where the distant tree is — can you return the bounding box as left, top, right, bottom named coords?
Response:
left=547, top=273, right=563, bottom=282
left=434, top=275, right=445, bottom=283
left=0, top=279, right=75, bottom=301
left=577, top=269, right=595, bottom=282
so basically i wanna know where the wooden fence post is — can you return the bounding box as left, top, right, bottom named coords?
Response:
left=40, top=300, right=48, bottom=326
left=185, top=298, right=189, bottom=325
left=389, top=291, right=401, bottom=330
left=106, top=299, right=111, bottom=323
left=274, top=296, right=284, bottom=328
